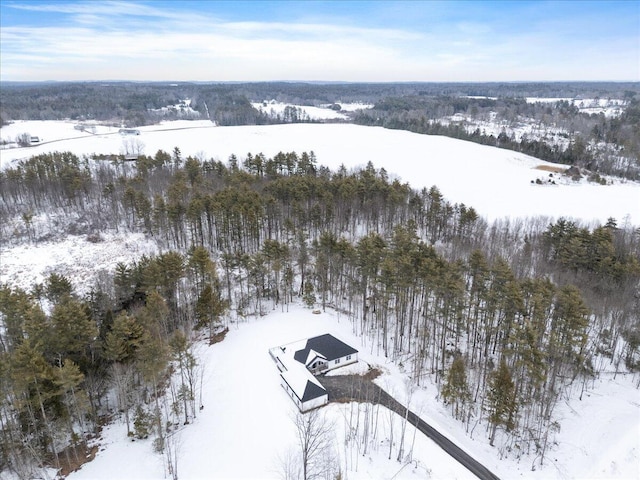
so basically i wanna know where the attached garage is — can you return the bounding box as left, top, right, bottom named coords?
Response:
left=270, top=333, right=358, bottom=412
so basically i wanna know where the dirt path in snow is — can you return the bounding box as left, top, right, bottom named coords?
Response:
left=319, top=374, right=500, bottom=480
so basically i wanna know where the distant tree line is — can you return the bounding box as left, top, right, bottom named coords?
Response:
left=2, top=81, right=638, bottom=125
left=354, top=93, right=640, bottom=180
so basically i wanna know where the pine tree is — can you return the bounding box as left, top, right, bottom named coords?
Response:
left=10, top=339, right=60, bottom=465
left=548, top=285, right=590, bottom=391
left=49, top=296, right=98, bottom=367
left=441, top=356, right=471, bottom=420
left=104, top=312, right=145, bottom=364
left=195, top=282, right=228, bottom=339
left=44, top=273, right=74, bottom=303
left=487, top=358, right=517, bottom=446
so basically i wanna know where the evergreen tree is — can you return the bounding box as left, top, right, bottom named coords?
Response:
left=441, top=356, right=471, bottom=420
left=487, top=358, right=517, bottom=446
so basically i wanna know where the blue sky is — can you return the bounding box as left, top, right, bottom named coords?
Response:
left=1, top=0, right=638, bottom=82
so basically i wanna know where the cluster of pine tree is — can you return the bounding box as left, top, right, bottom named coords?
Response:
left=1, top=149, right=639, bottom=475
left=0, top=246, right=226, bottom=477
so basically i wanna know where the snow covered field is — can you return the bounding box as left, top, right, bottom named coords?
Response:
left=1, top=120, right=637, bottom=225
left=65, top=306, right=639, bottom=480
left=525, top=98, right=626, bottom=117
left=0, top=232, right=158, bottom=297
left=251, top=101, right=351, bottom=120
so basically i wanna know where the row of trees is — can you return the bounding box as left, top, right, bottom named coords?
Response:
left=1, top=148, right=639, bottom=476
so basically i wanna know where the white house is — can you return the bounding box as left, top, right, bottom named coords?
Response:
left=293, top=333, right=358, bottom=374
left=269, top=334, right=358, bottom=412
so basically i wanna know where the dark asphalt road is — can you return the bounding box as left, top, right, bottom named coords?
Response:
left=319, top=375, right=500, bottom=480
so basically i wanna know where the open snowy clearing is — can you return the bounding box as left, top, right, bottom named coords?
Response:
left=1, top=121, right=638, bottom=225
left=67, top=307, right=476, bottom=480
left=251, top=102, right=350, bottom=120
left=251, top=101, right=373, bottom=120
left=0, top=232, right=158, bottom=297
left=524, top=98, right=626, bottom=117
left=64, top=306, right=639, bottom=480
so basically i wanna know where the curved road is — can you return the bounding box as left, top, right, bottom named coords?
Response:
left=319, top=374, right=500, bottom=480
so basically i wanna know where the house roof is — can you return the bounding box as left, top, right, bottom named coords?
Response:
left=304, top=349, right=326, bottom=366
left=280, top=364, right=327, bottom=403
left=301, top=380, right=328, bottom=402
left=293, top=334, right=358, bottom=364
left=276, top=343, right=327, bottom=404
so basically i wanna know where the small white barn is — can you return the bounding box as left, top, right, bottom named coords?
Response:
left=269, top=333, right=358, bottom=412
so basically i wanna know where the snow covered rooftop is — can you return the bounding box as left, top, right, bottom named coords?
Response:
left=270, top=333, right=358, bottom=405
left=273, top=344, right=327, bottom=402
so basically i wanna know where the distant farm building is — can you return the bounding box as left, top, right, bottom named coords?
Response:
left=119, top=128, right=140, bottom=135
left=30, top=136, right=40, bottom=143
left=269, top=334, right=358, bottom=412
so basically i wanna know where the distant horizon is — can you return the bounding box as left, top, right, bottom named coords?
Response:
left=1, top=0, right=638, bottom=83
left=1, top=79, right=639, bottom=85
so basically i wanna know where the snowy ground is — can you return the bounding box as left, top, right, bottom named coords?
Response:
left=0, top=232, right=158, bottom=297
left=67, top=307, right=475, bottom=480
left=525, top=98, right=626, bottom=117
left=251, top=101, right=351, bottom=120
left=63, top=306, right=639, bottom=480
left=333, top=102, right=374, bottom=112
left=1, top=121, right=637, bottom=225
left=251, top=101, right=373, bottom=121
left=442, top=112, right=573, bottom=148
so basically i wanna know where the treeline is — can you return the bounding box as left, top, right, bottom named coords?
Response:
left=0, top=82, right=275, bottom=127
left=354, top=93, right=640, bottom=180
left=3, top=81, right=638, bottom=125
left=1, top=150, right=639, bottom=475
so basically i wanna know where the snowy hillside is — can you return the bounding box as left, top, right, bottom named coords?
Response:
left=0, top=232, right=158, bottom=297
left=1, top=121, right=637, bottom=225
left=59, top=306, right=638, bottom=480
left=525, top=97, right=627, bottom=117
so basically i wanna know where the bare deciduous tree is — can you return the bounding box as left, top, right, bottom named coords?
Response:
left=293, top=409, right=336, bottom=480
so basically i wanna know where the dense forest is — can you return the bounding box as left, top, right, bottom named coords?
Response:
left=3, top=81, right=638, bottom=122
left=1, top=149, right=639, bottom=477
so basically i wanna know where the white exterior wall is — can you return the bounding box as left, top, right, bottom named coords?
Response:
left=327, top=352, right=358, bottom=371
left=281, top=376, right=302, bottom=409
left=280, top=375, right=328, bottom=412
left=301, top=394, right=328, bottom=412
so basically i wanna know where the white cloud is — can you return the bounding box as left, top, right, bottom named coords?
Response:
left=1, top=0, right=638, bottom=81
left=8, top=0, right=178, bottom=19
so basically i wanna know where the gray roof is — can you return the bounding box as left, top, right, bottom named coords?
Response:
left=294, top=334, right=358, bottom=364
left=302, top=380, right=327, bottom=402
left=280, top=373, right=327, bottom=403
